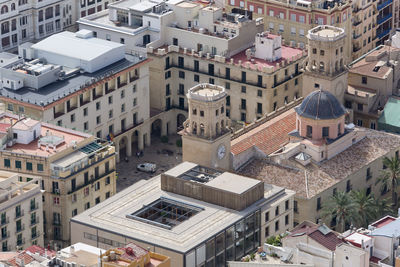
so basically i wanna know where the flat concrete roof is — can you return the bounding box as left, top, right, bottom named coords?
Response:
left=32, top=31, right=124, bottom=62
left=0, top=55, right=144, bottom=107
left=206, top=172, right=261, bottom=194
left=71, top=175, right=286, bottom=254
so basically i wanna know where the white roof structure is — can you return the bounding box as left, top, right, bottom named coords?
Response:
left=31, top=31, right=125, bottom=73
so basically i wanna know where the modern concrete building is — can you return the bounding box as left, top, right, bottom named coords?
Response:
left=71, top=162, right=295, bottom=267
left=0, top=172, right=43, bottom=251
left=232, top=90, right=400, bottom=228
left=0, top=112, right=117, bottom=249
left=224, top=0, right=352, bottom=60
left=0, top=0, right=117, bottom=53
left=0, top=30, right=153, bottom=162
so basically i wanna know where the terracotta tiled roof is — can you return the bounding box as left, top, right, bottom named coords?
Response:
left=239, top=128, right=400, bottom=198
left=5, top=246, right=56, bottom=267
left=231, top=109, right=297, bottom=155
left=287, top=221, right=343, bottom=251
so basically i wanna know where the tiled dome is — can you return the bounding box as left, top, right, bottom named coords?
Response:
left=295, top=90, right=346, bottom=120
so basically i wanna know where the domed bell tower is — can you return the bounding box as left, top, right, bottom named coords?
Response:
left=303, top=25, right=348, bottom=103
left=180, top=83, right=231, bottom=170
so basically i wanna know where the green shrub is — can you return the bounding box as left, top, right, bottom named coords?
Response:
left=161, top=135, right=169, bottom=143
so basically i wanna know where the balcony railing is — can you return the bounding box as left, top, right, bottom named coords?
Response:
left=0, top=217, right=9, bottom=226
left=31, top=216, right=39, bottom=226
left=377, top=13, right=392, bottom=24
left=377, top=28, right=391, bottom=39
left=353, top=46, right=361, bottom=52
left=353, top=33, right=362, bottom=39
left=17, top=238, right=25, bottom=246
left=31, top=230, right=40, bottom=240
left=67, top=168, right=115, bottom=195
left=377, top=0, right=392, bottom=10
left=15, top=224, right=25, bottom=233
left=30, top=203, right=39, bottom=212
left=15, top=210, right=24, bottom=219
left=1, top=231, right=9, bottom=240
left=353, top=20, right=362, bottom=26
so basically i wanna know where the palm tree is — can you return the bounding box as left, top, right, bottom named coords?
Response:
left=373, top=197, right=394, bottom=218
left=376, top=156, right=400, bottom=207
left=350, top=190, right=377, bottom=228
left=321, top=191, right=357, bottom=232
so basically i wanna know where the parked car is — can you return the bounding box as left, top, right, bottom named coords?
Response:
left=137, top=163, right=156, bottom=173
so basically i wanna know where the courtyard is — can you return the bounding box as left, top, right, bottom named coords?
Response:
left=116, top=134, right=183, bottom=192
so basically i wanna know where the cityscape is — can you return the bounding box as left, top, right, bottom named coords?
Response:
left=0, top=0, right=398, bottom=266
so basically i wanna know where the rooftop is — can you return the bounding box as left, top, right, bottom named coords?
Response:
left=230, top=45, right=304, bottom=72
left=1, top=246, right=56, bottom=267
left=0, top=55, right=145, bottom=108
left=239, top=128, right=400, bottom=198
left=370, top=217, right=400, bottom=238
left=231, top=109, right=297, bottom=156
left=349, top=45, right=399, bottom=79
left=370, top=215, right=397, bottom=228
left=286, top=221, right=343, bottom=251
left=31, top=31, right=124, bottom=63
left=307, top=25, right=345, bottom=41
left=71, top=174, right=286, bottom=253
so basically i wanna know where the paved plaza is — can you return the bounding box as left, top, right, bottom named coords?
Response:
left=116, top=134, right=183, bottom=192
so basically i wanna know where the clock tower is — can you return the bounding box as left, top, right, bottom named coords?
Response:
left=180, top=83, right=231, bottom=170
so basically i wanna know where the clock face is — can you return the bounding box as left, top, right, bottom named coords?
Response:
left=217, top=144, right=226, bottom=159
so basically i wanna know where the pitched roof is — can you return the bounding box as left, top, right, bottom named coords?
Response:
left=287, top=221, right=343, bottom=251
left=231, top=109, right=297, bottom=155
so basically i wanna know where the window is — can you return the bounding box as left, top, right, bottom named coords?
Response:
left=366, top=167, right=372, bottom=180
left=357, top=119, right=363, bottom=126
left=257, top=103, right=262, bottom=114
left=285, top=215, right=289, bottom=225
left=26, top=162, right=32, bottom=171
left=96, top=101, right=100, bottom=110
left=84, top=122, right=88, bottom=131
left=179, top=71, right=185, bottom=79
left=37, top=164, right=43, bottom=172
left=226, top=96, right=230, bottom=106
left=358, top=103, right=363, bottom=111
left=109, top=110, right=113, bottom=119
left=106, top=191, right=111, bottom=199
left=105, top=176, right=110, bottom=185
left=317, top=197, right=321, bottom=210
left=285, top=200, right=289, bottom=210
left=291, top=27, right=296, bottom=35
left=83, top=108, right=88, bottom=116
left=291, top=13, right=296, bottom=21
left=241, top=99, right=246, bottom=110
left=320, top=50, right=325, bottom=56
left=95, top=182, right=100, bottom=191
left=294, top=201, right=298, bottom=213
left=362, top=76, right=367, bottom=84
left=72, top=209, right=77, bottom=217
left=225, top=82, right=230, bottom=90
left=257, top=90, right=262, bottom=97
left=265, top=226, right=269, bottom=237
left=96, top=115, right=101, bottom=125
left=275, top=220, right=279, bottom=231
left=275, top=206, right=279, bottom=216
left=95, top=197, right=100, bottom=205
left=241, top=86, right=246, bottom=93
left=121, top=104, right=125, bottom=113
left=322, top=127, right=329, bottom=137
left=15, top=161, right=21, bottom=169
left=84, top=202, right=90, bottom=210
left=172, top=38, right=178, bottom=45
left=306, top=125, right=312, bottom=138
left=346, top=180, right=351, bottom=192
left=4, top=159, right=10, bottom=168
left=200, top=111, right=204, bottom=117
left=194, top=74, right=199, bottom=82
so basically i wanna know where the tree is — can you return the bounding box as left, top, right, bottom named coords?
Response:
left=376, top=156, right=400, bottom=207
left=321, top=191, right=357, bottom=232
left=373, top=197, right=394, bottom=218
left=350, top=190, right=377, bottom=228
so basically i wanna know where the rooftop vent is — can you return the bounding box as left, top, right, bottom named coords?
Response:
left=295, top=152, right=311, bottom=166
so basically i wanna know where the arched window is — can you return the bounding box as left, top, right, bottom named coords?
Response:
left=200, top=123, right=205, bottom=136
left=306, top=125, right=312, bottom=138
left=1, top=5, right=8, bottom=14
left=10, top=3, right=15, bottom=10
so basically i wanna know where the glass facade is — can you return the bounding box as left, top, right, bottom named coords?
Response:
left=185, top=210, right=261, bottom=267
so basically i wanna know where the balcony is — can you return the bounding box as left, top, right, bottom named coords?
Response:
left=15, top=210, right=24, bottom=219
left=31, top=230, right=40, bottom=240
left=1, top=231, right=9, bottom=240
left=30, top=216, right=39, bottom=226
left=353, top=20, right=362, bottom=26
left=17, top=238, right=25, bottom=246
left=353, top=33, right=362, bottom=39
left=377, top=13, right=392, bottom=24
left=30, top=203, right=39, bottom=212
left=15, top=224, right=25, bottom=233
left=67, top=168, right=115, bottom=195
left=0, top=217, right=9, bottom=226
left=377, top=0, right=392, bottom=10
left=377, top=28, right=391, bottom=39
left=353, top=46, right=361, bottom=52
